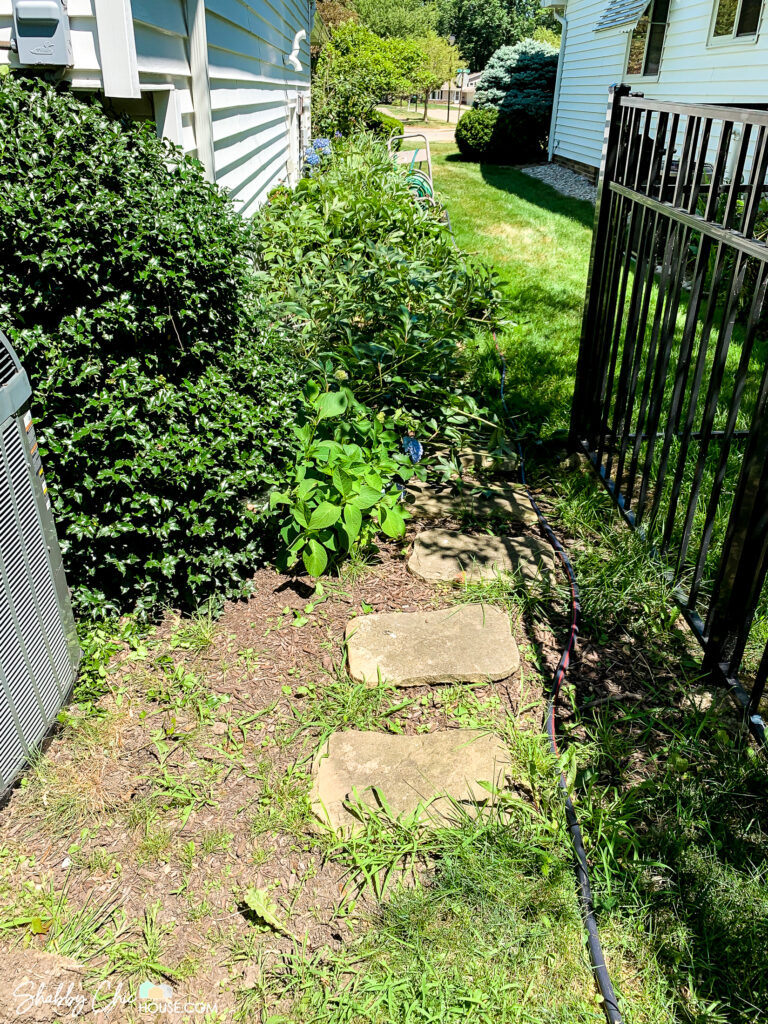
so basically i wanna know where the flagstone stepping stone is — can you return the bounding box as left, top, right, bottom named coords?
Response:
left=433, top=448, right=518, bottom=478
left=310, top=729, right=511, bottom=832
left=408, top=529, right=556, bottom=584
left=458, top=449, right=518, bottom=476
left=345, top=605, right=519, bottom=686
left=406, top=479, right=537, bottom=526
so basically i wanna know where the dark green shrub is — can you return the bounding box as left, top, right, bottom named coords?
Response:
left=456, top=108, right=499, bottom=160
left=0, top=75, right=298, bottom=619
left=365, top=108, right=403, bottom=141
left=472, top=39, right=559, bottom=162
left=312, top=21, right=424, bottom=135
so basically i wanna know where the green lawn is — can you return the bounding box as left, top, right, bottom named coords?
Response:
left=431, top=143, right=595, bottom=436
left=428, top=147, right=768, bottom=1024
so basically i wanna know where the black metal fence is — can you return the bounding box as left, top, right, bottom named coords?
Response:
left=572, top=86, right=768, bottom=740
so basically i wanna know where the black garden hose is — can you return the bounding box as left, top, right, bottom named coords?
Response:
left=496, top=336, right=623, bottom=1024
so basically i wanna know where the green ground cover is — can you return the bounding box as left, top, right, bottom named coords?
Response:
left=431, top=143, right=768, bottom=1023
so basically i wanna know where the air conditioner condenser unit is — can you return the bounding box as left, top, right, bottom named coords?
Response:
left=0, top=329, right=79, bottom=795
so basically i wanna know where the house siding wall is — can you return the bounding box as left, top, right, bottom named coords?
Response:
left=0, top=0, right=311, bottom=211
left=552, top=0, right=768, bottom=171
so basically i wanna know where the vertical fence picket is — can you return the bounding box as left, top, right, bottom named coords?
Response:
left=572, top=91, right=768, bottom=738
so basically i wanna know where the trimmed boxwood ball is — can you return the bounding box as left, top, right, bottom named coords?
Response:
left=456, top=108, right=500, bottom=160
left=366, top=109, right=404, bottom=139
left=0, top=75, right=299, bottom=620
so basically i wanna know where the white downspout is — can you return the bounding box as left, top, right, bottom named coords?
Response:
left=548, top=7, right=567, bottom=162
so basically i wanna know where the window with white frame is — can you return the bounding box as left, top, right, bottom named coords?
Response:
left=712, top=0, right=763, bottom=38
left=626, top=0, right=670, bottom=76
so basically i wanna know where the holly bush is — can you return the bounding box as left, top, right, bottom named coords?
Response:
left=0, top=76, right=298, bottom=619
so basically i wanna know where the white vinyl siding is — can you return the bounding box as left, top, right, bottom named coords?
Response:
left=552, top=0, right=768, bottom=171
left=0, top=0, right=311, bottom=210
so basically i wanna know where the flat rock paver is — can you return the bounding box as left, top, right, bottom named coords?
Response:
left=310, top=729, right=511, bottom=831
left=345, top=605, right=519, bottom=686
left=408, top=529, right=556, bottom=584
left=406, top=479, right=537, bottom=526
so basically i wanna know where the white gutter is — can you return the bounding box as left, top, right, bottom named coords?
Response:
left=548, top=6, right=567, bottom=162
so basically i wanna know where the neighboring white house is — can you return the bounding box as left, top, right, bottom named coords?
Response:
left=0, top=0, right=313, bottom=213
left=544, top=0, right=768, bottom=180
left=430, top=71, right=481, bottom=107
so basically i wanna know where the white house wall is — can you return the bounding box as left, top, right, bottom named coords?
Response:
left=0, top=0, right=311, bottom=211
left=552, top=0, right=768, bottom=171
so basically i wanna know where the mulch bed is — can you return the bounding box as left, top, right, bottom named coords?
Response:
left=0, top=512, right=553, bottom=1020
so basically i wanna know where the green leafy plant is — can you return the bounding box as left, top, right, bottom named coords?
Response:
left=312, top=21, right=428, bottom=135
left=271, top=383, right=416, bottom=576
left=365, top=108, right=404, bottom=141
left=0, top=75, right=299, bottom=618
left=251, top=135, right=501, bottom=431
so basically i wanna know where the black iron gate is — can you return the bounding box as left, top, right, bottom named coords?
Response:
left=572, top=86, right=768, bottom=740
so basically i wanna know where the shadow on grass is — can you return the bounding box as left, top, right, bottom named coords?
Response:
left=480, top=162, right=596, bottom=230
left=443, top=151, right=596, bottom=230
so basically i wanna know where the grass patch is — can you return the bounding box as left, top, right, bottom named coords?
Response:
left=257, top=735, right=672, bottom=1023
left=431, top=143, right=594, bottom=436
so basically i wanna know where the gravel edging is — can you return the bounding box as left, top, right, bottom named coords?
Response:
left=521, top=163, right=597, bottom=204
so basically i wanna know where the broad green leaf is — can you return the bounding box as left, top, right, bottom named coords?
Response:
left=308, top=502, right=341, bottom=531
left=343, top=503, right=362, bottom=541
left=315, top=390, right=348, bottom=420
left=269, top=491, right=289, bottom=509
left=303, top=539, right=328, bottom=577
left=381, top=507, right=406, bottom=538
left=243, top=886, right=295, bottom=938
left=296, top=478, right=319, bottom=501
left=351, top=484, right=382, bottom=510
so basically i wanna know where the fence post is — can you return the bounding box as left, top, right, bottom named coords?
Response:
left=570, top=84, right=631, bottom=449
left=704, top=375, right=768, bottom=693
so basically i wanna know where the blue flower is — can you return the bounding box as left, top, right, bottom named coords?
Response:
left=304, top=149, right=321, bottom=166
left=402, top=436, right=423, bottom=464
left=313, top=137, right=331, bottom=150
left=334, top=130, right=343, bottom=139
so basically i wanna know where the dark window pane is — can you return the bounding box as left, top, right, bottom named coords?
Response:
left=653, top=0, right=671, bottom=21
left=714, top=0, right=738, bottom=35
left=737, top=0, right=761, bottom=34
left=644, top=22, right=666, bottom=73
left=627, top=16, right=649, bottom=74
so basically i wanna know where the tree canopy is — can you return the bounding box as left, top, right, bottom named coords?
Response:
left=312, top=21, right=428, bottom=133
left=350, top=0, right=437, bottom=38
left=436, top=0, right=558, bottom=70
left=413, top=33, right=461, bottom=115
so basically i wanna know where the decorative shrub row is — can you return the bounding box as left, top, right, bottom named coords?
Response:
left=0, top=78, right=500, bottom=608
left=254, top=135, right=501, bottom=576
